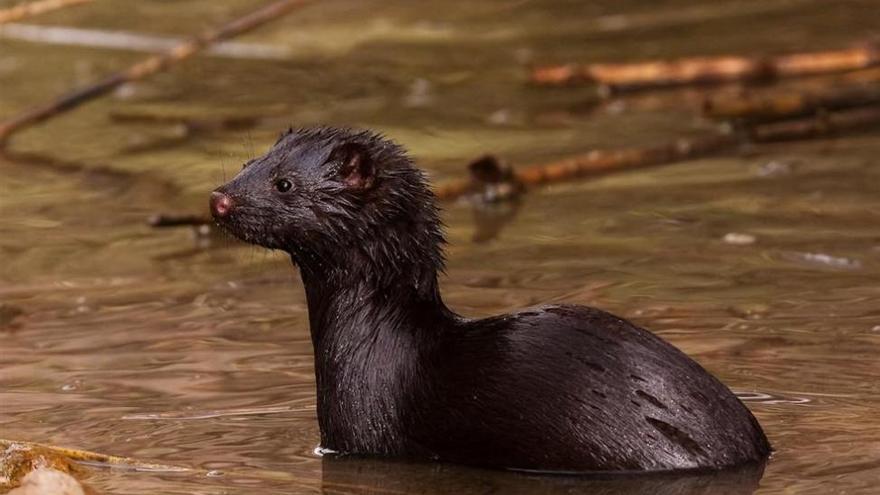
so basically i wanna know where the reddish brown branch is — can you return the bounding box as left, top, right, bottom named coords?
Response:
left=0, top=0, right=312, bottom=146
left=518, top=135, right=736, bottom=187
left=437, top=105, right=880, bottom=201
left=530, top=43, right=880, bottom=91
left=704, top=86, right=880, bottom=123
left=0, top=0, right=92, bottom=25
left=434, top=134, right=738, bottom=201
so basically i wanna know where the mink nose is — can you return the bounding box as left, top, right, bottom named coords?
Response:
left=210, top=191, right=234, bottom=218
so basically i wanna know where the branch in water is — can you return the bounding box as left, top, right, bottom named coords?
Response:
left=704, top=85, right=880, bottom=123
left=530, top=42, right=880, bottom=92
left=437, top=104, right=880, bottom=201
left=434, top=134, right=738, bottom=201
left=0, top=0, right=314, bottom=147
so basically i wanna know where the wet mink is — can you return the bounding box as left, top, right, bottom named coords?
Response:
left=210, top=127, right=770, bottom=473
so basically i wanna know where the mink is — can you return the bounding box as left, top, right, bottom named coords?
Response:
left=210, top=127, right=770, bottom=472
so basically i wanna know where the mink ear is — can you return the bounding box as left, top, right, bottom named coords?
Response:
left=330, top=142, right=375, bottom=190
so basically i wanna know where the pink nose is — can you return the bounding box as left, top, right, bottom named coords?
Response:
left=210, top=191, right=234, bottom=218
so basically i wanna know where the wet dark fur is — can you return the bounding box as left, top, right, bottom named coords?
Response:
left=212, top=127, right=770, bottom=472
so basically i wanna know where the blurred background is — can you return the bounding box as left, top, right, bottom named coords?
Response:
left=1, top=1, right=878, bottom=494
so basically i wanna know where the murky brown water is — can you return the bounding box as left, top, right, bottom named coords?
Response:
left=1, top=0, right=879, bottom=493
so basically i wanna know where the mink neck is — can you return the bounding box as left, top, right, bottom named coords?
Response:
left=293, top=240, right=454, bottom=451
left=292, top=241, right=454, bottom=351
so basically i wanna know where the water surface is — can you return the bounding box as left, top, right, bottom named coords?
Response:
left=1, top=1, right=879, bottom=493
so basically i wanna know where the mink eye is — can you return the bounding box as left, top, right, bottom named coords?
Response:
left=275, top=178, right=292, bottom=193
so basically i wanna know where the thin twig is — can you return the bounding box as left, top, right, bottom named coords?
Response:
left=0, top=0, right=313, bottom=146
left=530, top=43, right=880, bottom=92
left=0, top=0, right=92, bottom=25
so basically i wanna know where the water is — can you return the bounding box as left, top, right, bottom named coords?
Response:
left=1, top=0, right=879, bottom=493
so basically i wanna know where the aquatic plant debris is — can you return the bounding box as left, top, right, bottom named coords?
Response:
left=0, top=439, right=191, bottom=485
left=1, top=440, right=78, bottom=488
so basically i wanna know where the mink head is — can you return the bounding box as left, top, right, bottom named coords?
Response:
left=211, top=127, right=445, bottom=284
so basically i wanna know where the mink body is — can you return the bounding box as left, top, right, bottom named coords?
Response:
left=210, top=127, right=770, bottom=472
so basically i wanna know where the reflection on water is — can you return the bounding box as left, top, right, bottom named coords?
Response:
left=1, top=0, right=879, bottom=494
left=320, top=457, right=765, bottom=495
left=737, top=391, right=811, bottom=406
